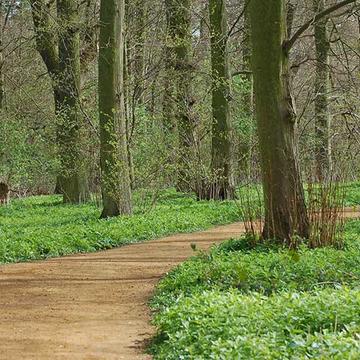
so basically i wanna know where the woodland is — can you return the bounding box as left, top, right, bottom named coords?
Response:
left=0, top=0, right=360, bottom=359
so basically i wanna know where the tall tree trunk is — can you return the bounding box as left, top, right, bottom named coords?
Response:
left=30, top=0, right=87, bottom=203
left=164, top=0, right=194, bottom=192
left=250, top=0, right=309, bottom=242
left=208, top=0, right=235, bottom=200
left=313, top=0, right=331, bottom=181
left=162, top=28, right=176, bottom=133
left=0, top=0, right=4, bottom=110
left=56, top=0, right=86, bottom=203
left=133, top=0, right=146, bottom=106
left=238, top=8, right=253, bottom=181
left=123, top=35, right=135, bottom=189
left=99, top=0, right=132, bottom=218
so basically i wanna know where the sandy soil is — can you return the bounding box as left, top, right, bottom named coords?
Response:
left=0, top=222, right=247, bottom=359
left=0, top=209, right=358, bottom=359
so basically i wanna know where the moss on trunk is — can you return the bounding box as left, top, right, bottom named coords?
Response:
left=250, top=0, right=309, bottom=242
left=99, top=0, right=132, bottom=218
left=313, top=0, right=331, bottom=181
left=208, top=0, right=235, bottom=200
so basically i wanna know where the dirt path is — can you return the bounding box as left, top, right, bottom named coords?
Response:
left=0, top=210, right=358, bottom=359
left=0, top=221, right=248, bottom=359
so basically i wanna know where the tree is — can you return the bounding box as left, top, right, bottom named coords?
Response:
left=30, top=0, right=87, bottom=203
left=164, top=0, right=194, bottom=192
left=98, top=0, right=132, bottom=218
left=313, top=0, right=331, bottom=180
left=238, top=6, right=253, bottom=181
left=132, top=0, right=146, bottom=107
left=208, top=0, right=235, bottom=200
left=0, top=0, right=5, bottom=110
left=56, top=0, right=85, bottom=203
left=249, top=0, right=310, bottom=242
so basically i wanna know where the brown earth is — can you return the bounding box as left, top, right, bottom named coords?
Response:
left=0, top=210, right=358, bottom=359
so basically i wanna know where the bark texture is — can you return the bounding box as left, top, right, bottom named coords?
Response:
left=164, top=0, right=194, bottom=191
left=99, top=0, right=132, bottom=218
left=0, top=1, right=5, bottom=110
left=250, top=0, right=310, bottom=242
left=30, top=0, right=87, bottom=203
left=208, top=0, right=235, bottom=200
left=313, top=0, right=331, bottom=180
left=238, top=8, right=253, bottom=180
left=56, top=0, right=84, bottom=203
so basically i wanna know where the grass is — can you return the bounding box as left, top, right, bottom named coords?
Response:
left=0, top=189, right=240, bottom=264
left=0, top=182, right=358, bottom=264
left=150, top=219, right=360, bottom=359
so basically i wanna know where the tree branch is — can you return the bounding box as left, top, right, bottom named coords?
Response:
left=284, top=0, right=358, bottom=52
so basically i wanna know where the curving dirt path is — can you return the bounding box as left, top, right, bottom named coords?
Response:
left=0, top=210, right=359, bottom=359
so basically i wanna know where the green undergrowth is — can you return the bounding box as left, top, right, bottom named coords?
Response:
left=150, top=220, right=360, bottom=359
left=342, top=181, right=360, bottom=206
left=0, top=182, right=358, bottom=265
left=0, top=189, right=239, bottom=264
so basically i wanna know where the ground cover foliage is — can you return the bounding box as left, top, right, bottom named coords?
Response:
left=150, top=196, right=360, bottom=359
left=0, top=182, right=358, bottom=264
left=0, top=189, right=239, bottom=264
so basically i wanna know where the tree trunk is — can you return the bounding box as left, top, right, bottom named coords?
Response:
left=313, top=0, right=331, bottom=181
left=238, top=7, right=253, bottom=181
left=30, top=0, right=87, bottom=203
left=133, top=0, right=146, bottom=106
left=208, top=0, right=235, bottom=200
left=249, top=0, right=309, bottom=242
left=56, top=0, right=86, bottom=203
left=164, top=0, right=194, bottom=192
left=162, top=29, right=177, bottom=133
left=99, top=0, right=132, bottom=218
left=0, top=0, right=4, bottom=110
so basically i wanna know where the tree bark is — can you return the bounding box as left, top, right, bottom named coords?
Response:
left=208, top=0, right=235, bottom=200
left=56, top=0, right=86, bottom=203
left=249, top=0, right=309, bottom=242
left=30, top=0, right=87, bottom=203
left=238, top=7, right=253, bottom=181
left=99, top=0, right=132, bottom=218
left=133, top=0, right=146, bottom=106
left=164, top=0, right=194, bottom=192
left=0, top=0, right=5, bottom=110
left=313, top=0, right=331, bottom=181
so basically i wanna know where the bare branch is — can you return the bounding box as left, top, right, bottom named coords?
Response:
left=284, top=0, right=358, bottom=52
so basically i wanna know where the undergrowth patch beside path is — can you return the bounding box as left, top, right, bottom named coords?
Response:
left=0, top=190, right=239, bottom=264
left=0, top=182, right=358, bottom=264
left=150, top=219, right=360, bottom=359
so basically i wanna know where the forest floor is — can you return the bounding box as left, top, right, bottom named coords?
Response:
left=0, top=209, right=358, bottom=359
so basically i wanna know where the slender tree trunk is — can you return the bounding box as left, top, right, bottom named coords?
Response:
left=99, top=0, right=132, bottom=218
left=0, top=0, right=4, bottom=110
left=313, top=0, right=331, bottom=181
left=238, top=8, right=253, bottom=180
left=123, top=36, right=135, bottom=189
left=208, top=0, right=235, bottom=200
left=250, top=0, right=309, bottom=242
left=162, top=35, right=176, bottom=133
left=133, top=0, right=146, bottom=106
left=164, top=0, right=194, bottom=192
